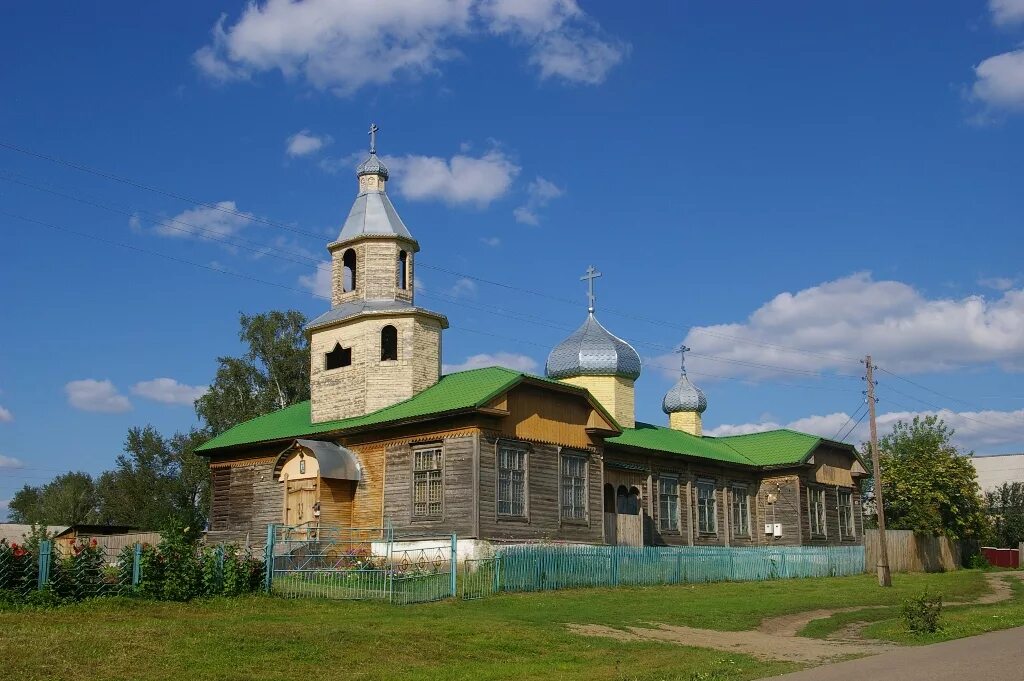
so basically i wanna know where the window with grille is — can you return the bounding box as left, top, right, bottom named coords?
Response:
left=413, top=447, right=443, bottom=517
left=809, top=487, right=826, bottom=536
left=497, top=446, right=527, bottom=517
left=560, top=454, right=587, bottom=520
left=731, top=485, right=750, bottom=537
left=658, top=477, right=679, bottom=531
left=838, top=489, right=855, bottom=538
left=696, top=480, right=717, bottom=534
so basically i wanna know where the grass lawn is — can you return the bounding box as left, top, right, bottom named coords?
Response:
left=0, top=571, right=995, bottom=681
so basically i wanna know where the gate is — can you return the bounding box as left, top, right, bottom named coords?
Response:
left=265, top=523, right=457, bottom=604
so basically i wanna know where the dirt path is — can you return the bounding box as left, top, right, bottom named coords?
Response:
left=568, top=571, right=1024, bottom=664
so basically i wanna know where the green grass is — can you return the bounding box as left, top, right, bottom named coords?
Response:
left=0, top=571, right=995, bottom=681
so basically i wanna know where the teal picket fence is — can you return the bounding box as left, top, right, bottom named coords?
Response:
left=461, top=544, right=865, bottom=598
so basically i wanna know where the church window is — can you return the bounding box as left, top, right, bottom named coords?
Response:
left=413, top=447, right=443, bottom=517
left=397, top=250, right=408, bottom=290
left=658, top=477, right=679, bottom=532
left=808, top=487, right=827, bottom=537
left=731, top=485, right=750, bottom=537
left=342, top=249, right=357, bottom=292
left=838, top=489, right=855, bottom=539
left=324, top=343, right=352, bottom=370
left=497, top=445, right=527, bottom=517
left=560, top=453, right=587, bottom=521
left=380, top=325, right=398, bottom=361
left=696, top=480, right=717, bottom=534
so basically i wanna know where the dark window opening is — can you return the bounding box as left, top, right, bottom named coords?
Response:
left=397, top=250, right=408, bottom=290
left=615, top=485, right=640, bottom=515
left=380, top=325, right=398, bottom=361
left=342, top=249, right=357, bottom=292
left=603, top=483, right=615, bottom=513
left=325, top=343, right=352, bottom=370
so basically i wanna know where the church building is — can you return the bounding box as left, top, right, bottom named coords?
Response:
left=196, top=127, right=868, bottom=550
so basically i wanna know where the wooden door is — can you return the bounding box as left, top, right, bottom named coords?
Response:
left=286, top=479, right=318, bottom=526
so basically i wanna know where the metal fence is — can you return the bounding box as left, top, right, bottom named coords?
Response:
left=459, top=544, right=866, bottom=599
left=265, top=524, right=457, bottom=604
left=1, top=539, right=138, bottom=598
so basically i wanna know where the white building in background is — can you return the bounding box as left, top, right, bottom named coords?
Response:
left=971, top=453, right=1024, bottom=493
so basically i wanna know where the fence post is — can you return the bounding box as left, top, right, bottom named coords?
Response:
left=37, top=540, right=52, bottom=591
left=675, top=549, right=682, bottom=583
left=132, top=543, right=143, bottom=586
left=450, top=533, right=458, bottom=599
left=264, top=524, right=276, bottom=594
left=610, top=549, right=619, bottom=587
left=493, top=554, right=501, bottom=594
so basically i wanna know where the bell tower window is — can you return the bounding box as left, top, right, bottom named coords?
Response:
left=342, top=249, right=357, bottom=293
left=397, top=250, right=408, bottom=290
left=380, top=325, right=398, bottom=361
left=325, top=343, right=352, bottom=370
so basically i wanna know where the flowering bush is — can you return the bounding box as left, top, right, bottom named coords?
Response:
left=0, top=539, right=37, bottom=595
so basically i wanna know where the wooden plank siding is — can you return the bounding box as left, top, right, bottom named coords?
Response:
left=319, top=478, right=355, bottom=527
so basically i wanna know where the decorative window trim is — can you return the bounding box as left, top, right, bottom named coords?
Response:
left=412, top=444, right=444, bottom=519
left=559, top=450, right=589, bottom=523
left=658, top=476, right=680, bottom=533
left=695, top=478, right=718, bottom=536
left=807, top=486, right=827, bottom=538
left=838, top=488, right=856, bottom=540
left=496, top=441, right=529, bottom=520
left=730, top=484, right=750, bottom=538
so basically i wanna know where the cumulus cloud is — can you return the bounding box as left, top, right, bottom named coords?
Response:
left=513, top=175, right=564, bottom=225
left=652, top=272, right=1024, bottom=380
left=990, top=0, right=1024, bottom=26
left=972, top=49, right=1024, bottom=112
left=386, top=149, right=519, bottom=206
left=193, top=0, right=627, bottom=94
left=64, top=379, right=132, bottom=413
left=0, top=406, right=11, bottom=423
left=286, top=129, right=331, bottom=157
left=131, top=378, right=209, bottom=406
left=299, top=262, right=332, bottom=298
left=707, top=407, right=1024, bottom=453
left=443, top=352, right=538, bottom=374
left=448, top=277, right=477, bottom=298
left=979, top=276, right=1018, bottom=291
left=153, top=201, right=255, bottom=241
left=0, top=454, right=24, bottom=469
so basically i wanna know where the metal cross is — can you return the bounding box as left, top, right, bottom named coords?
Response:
left=581, top=265, right=602, bottom=313
left=675, top=345, right=691, bottom=375
left=369, top=123, right=379, bottom=154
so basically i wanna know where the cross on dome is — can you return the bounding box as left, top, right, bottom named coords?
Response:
left=676, top=344, right=691, bottom=375
left=581, top=265, right=602, bottom=313
left=369, top=122, right=379, bottom=154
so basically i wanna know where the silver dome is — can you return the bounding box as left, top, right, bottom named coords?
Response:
left=662, top=374, right=707, bottom=414
left=546, top=313, right=642, bottom=380
left=357, top=152, right=389, bottom=180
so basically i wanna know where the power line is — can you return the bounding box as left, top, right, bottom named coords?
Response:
left=831, top=402, right=866, bottom=440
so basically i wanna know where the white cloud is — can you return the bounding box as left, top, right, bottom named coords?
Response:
left=0, top=406, right=11, bottom=423
left=0, top=454, right=24, bottom=469
left=979, top=276, right=1018, bottom=291
left=64, top=379, right=132, bottom=413
left=286, top=129, right=331, bottom=157
left=193, top=0, right=626, bottom=94
left=990, top=0, right=1024, bottom=26
left=299, top=262, right=332, bottom=298
left=131, top=378, right=208, bottom=406
left=386, top=149, right=519, bottom=206
left=707, top=407, right=1024, bottom=453
left=154, top=201, right=255, bottom=241
left=480, top=236, right=501, bottom=247
left=448, top=277, right=477, bottom=298
left=443, top=352, right=538, bottom=374
left=656, top=272, right=1024, bottom=380
left=972, top=49, right=1024, bottom=112
left=513, top=175, right=564, bottom=225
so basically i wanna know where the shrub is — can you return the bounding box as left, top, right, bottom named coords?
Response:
left=902, top=589, right=943, bottom=634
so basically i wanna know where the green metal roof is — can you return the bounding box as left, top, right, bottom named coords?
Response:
left=196, top=366, right=583, bottom=454
left=606, top=423, right=757, bottom=466
left=715, top=429, right=824, bottom=466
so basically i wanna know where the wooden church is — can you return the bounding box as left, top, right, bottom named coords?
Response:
left=196, top=127, right=868, bottom=550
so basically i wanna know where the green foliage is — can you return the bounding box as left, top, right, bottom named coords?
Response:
left=196, top=309, right=310, bottom=435
left=7, top=472, right=99, bottom=525
left=902, top=589, right=943, bottom=634
left=966, top=551, right=991, bottom=569
left=985, top=482, right=1024, bottom=548
left=866, top=415, right=988, bottom=540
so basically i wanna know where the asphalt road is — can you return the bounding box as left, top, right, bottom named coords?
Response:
left=762, top=626, right=1024, bottom=680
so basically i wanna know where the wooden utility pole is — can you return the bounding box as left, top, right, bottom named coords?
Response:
left=865, top=355, right=892, bottom=587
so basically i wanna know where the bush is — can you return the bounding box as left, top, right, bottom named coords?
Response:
left=902, top=589, right=943, bottom=634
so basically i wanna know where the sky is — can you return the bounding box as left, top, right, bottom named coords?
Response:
left=2, top=1, right=1024, bottom=518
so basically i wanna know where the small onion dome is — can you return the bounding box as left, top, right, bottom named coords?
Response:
left=546, top=313, right=642, bottom=380
left=357, top=152, right=389, bottom=180
left=662, top=370, right=707, bottom=414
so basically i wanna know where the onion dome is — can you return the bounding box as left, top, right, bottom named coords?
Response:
left=662, top=346, right=707, bottom=414
left=546, top=313, right=642, bottom=380
left=357, top=152, right=389, bottom=180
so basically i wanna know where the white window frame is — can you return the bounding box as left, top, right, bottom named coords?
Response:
left=731, top=484, right=750, bottom=537
left=658, top=476, right=680, bottom=532
left=560, top=452, right=588, bottom=521
left=696, top=479, right=717, bottom=535
left=497, top=444, right=528, bottom=518
left=838, top=489, right=855, bottom=539
left=808, top=486, right=827, bottom=537
left=413, top=446, right=444, bottom=518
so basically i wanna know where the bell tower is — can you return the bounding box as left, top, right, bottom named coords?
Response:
left=307, top=124, right=448, bottom=424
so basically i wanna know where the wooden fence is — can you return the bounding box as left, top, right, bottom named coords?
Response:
left=864, top=529, right=960, bottom=573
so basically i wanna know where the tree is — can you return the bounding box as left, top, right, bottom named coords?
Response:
left=7, top=472, right=99, bottom=525
left=869, top=415, right=988, bottom=540
left=7, top=485, right=42, bottom=524
left=195, top=310, right=310, bottom=434
left=985, top=482, right=1024, bottom=548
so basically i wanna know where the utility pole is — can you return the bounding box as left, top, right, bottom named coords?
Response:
left=865, top=355, right=892, bottom=587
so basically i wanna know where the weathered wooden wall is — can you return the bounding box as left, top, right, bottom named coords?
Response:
left=865, top=529, right=961, bottom=572
left=383, top=435, right=476, bottom=537
left=206, top=458, right=282, bottom=546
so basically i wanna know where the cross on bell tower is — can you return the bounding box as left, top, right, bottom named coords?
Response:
left=368, top=122, right=379, bottom=154
left=581, top=265, right=602, bottom=314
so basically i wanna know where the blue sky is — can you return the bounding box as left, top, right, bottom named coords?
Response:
left=3, top=1, right=1024, bottom=516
